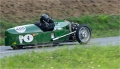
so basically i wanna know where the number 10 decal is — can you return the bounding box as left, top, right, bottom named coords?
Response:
left=19, top=34, right=33, bottom=44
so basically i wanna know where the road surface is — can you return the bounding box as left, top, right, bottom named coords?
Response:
left=0, top=36, right=120, bottom=59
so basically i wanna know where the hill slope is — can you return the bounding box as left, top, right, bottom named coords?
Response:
left=0, top=0, right=120, bottom=22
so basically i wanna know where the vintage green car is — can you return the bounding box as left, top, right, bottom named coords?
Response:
left=5, top=20, right=91, bottom=49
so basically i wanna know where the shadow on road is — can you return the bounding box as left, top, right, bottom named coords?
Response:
left=6, top=44, right=65, bottom=50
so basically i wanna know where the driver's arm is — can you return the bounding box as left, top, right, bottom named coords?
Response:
left=49, top=19, right=54, bottom=24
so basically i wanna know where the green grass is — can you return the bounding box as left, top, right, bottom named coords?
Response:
left=67, top=14, right=120, bottom=37
left=0, top=14, right=120, bottom=45
left=0, top=45, right=120, bottom=69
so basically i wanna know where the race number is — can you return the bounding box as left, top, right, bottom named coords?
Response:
left=19, top=34, right=33, bottom=43
left=15, top=26, right=26, bottom=33
left=23, top=34, right=33, bottom=42
left=19, top=35, right=24, bottom=44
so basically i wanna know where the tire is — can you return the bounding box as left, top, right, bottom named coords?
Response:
left=76, top=25, right=91, bottom=44
left=11, top=45, right=23, bottom=50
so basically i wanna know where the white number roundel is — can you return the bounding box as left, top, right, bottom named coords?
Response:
left=15, top=26, right=26, bottom=33
left=23, top=34, right=33, bottom=42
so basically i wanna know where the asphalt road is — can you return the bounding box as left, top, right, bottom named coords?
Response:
left=0, top=36, right=120, bottom=59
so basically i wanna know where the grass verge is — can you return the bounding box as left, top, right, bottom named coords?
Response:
left=0, top=45, right=120, bottom=69
left=67, top=14, right=120, bottom=37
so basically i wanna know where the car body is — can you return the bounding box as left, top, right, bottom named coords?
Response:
left=5, top=20, right=91, bottom=49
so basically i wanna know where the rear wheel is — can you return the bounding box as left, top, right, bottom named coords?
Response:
left=76, top=25, right=91, bottom=44
left=11, top=45, right=23, bottom=50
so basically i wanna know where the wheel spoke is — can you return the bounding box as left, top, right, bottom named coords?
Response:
left=78, top=27, right=90, bottom=43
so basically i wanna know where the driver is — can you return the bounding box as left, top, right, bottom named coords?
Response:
left=39, top=14, right=55, bottom=31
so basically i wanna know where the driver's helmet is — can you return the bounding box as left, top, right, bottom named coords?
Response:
left=40, top=14, right=49, bottom=23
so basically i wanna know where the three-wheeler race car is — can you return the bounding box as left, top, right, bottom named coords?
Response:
left=5, top=20, right=91, bottom=49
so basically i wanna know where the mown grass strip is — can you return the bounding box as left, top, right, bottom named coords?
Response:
left=0, top=45, right=119, bottom=69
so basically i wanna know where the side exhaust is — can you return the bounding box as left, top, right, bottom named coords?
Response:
left=52, top=31, right=76, bottom=41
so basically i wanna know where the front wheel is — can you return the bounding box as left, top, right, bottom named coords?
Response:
left=76, top=25, right=91, bottom=44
